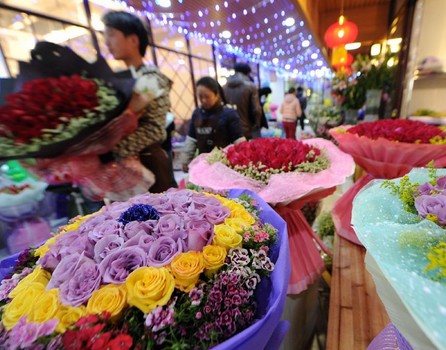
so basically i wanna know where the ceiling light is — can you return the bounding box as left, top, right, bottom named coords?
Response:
left=178, top=59, right=185, bottom=65
left=221, top=30, right=231, bottom=39
left=284, top=64, right=291, bottom=70
left=174, top=40, right=184, bottom=48
left=155, top=0, right=171, bottom=7
left=253, top=47, right=261, bottom=54
left=387, top=37, right=402, bottom=45
left=272, top=57, right=279, bottom=65
left=371, top=43, right=381, bottom=56
left=302, top=40, right=310, bottom=48
left=311, top=53, right=318, bottom=59
left=345, top=42, right=361, bottom=50
left=283, top=17, right=295, bottom=27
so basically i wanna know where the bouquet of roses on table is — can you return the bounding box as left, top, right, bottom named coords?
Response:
left=0, top=188, right=290, bottom=350
left=352, top=168, right=446, bottom=350
left=329, top=119, right=446, bottom=245
left=188, top=137, right=355, bottom=294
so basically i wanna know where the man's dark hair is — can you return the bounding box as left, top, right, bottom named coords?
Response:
left=288, top=87, right=296, bottom=94
left=102, top=11, right=149, bottom=56
left=297, top=86, right=304, bottom=93
left=234, top=62, right=252, bottom=75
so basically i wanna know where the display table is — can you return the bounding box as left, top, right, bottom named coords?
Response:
left=327, top=235, right=390, bottom=350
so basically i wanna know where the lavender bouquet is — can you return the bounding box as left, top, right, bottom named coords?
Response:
left=0, top=188, right=289, bottom=349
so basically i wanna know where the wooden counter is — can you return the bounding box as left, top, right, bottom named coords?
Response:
left=327, top=235, right=390, bottom=350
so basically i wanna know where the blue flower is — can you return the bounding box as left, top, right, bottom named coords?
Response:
left=118, top=204, right=160, bottom=225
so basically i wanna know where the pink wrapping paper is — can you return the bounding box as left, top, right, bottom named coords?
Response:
left=188, top=138, right=355, bottom=294
left=189, top=138, right=355, bottom=205
left=330, top=126, right=446, bottom=245
left=276, top=187, right=335, bottom=294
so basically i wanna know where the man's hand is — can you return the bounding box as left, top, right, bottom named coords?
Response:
left=127, top=92, right=151, bottom=114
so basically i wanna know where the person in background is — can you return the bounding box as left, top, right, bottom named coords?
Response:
left=162, top=111, right=178, bottom=188
left=296, top=86, right=307, bottom=131
left=223, top=63, right=262, bottom=139
left=181, top=77, right=246, bottom=172
left=259, top=86, right=272, bottom=130
left=280, top=87, right=302, bottom=139
left=102, top=11, right=173, bottom=193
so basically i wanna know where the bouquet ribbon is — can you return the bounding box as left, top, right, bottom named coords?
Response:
left=275, top=187, right=335, bottom=294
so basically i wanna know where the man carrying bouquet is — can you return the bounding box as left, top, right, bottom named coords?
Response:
left=102, top=11, right=173, bottom=193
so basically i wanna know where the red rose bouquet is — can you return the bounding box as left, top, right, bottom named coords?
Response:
left=0, top=42, right=154, bottom=201
left=0, top=42, right=136, bottom=160
left=330, top=119, right=446, bottom=245
left=188, top=137, right=355, bottom=294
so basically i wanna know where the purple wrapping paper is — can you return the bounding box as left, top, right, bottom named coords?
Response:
left=0, top=189, right=291, bottom=350
left=368, top=323, right=414, bottom=350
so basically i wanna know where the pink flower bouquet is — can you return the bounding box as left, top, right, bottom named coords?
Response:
left=188, top=137, right=355, bottom=294
left=330, top=119, right=446, bottom=245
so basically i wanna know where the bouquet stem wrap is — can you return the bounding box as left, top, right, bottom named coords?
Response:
left=275, top=187, right=334, bottom=294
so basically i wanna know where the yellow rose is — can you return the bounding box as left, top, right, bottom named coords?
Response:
left=55, top=305, right=86, bottom=333
left=28, top=288, right=60, bottom=323
left=213, top=224, right=242, bottom=250
left=2, top=282, right=46, bottom=330
left=202, top=245, right=227, bottom=276
left=86, top=284, right=127, bottom=318
left=224, top=218, right=251, bottom=233
left=9, top=266, right=50, bottom=299
left=125, top=267, right=175, bottom=314
left=170, top=252, right=205, bottom=292
left=34, top=236, right=58, bottom=258
left=230, top=207, right=255, bottom=225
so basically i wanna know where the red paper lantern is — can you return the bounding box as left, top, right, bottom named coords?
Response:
left=324, top=16, right=358, bottom=48
left=331, top=46, right=347, bottom=68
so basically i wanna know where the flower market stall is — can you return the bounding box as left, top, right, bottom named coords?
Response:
left=0, top=188, right=290, bottom=349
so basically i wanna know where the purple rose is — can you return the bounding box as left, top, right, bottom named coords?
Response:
left=130, top=193, right=169, bottom=206
left=185, top=207, right=205, bottom=221
left=87, top=220, right=124, bottom=244
left=39, top=231, right=83, bottom=270
left=59, top=255, right=100, bottom=306
left=203, top=205, right=230, bottom=224
left=48, top=252, right=95, bottom=290
left=78, top=212, right=112, bottom=233
left=435, top=176, right=446, bottom=193
left=155, top=214, right=187, bottom=240
left=416, top=182, right=435, bottom=196
left=99, top=247, right=147, bottom=284
left=414, top=194, right=446, bottom=225
left=121, top=220, right=157, bottom=240
left=169, top=194, right=193, bottom=214
left=186, top=220, right=214, bottom=251
left=124, top=231, right=156, bottom=250
left=101, top=201, right=132, bottom=219
left=94, top=235, right=125, bottom=262
left=191, top=193, right=222, bottom=208
left=146, top=236, right=183, bottom=267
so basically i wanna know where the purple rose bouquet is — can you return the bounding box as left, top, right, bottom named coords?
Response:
left=0, top=189, right=290, bottom=350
